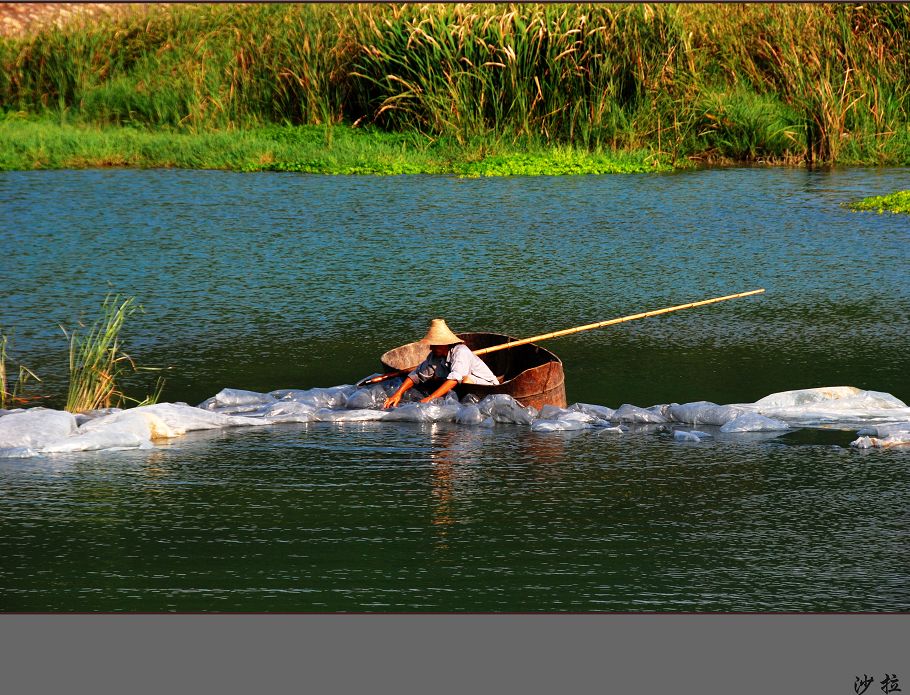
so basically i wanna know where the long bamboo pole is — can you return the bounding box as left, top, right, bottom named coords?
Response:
left=357, top=288, right=765, bottom=386
left=473, top=288, right=765, bottom=356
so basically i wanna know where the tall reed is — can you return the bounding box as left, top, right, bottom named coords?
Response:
left=1, top=333, right=10, bottom=409
left=0, top=332, right=40, bottom=409
left=64, top=295, right=162, bottom=412
left=679, top=3, right=910, bottom=163
left=0, top=333, right=7, bottom=409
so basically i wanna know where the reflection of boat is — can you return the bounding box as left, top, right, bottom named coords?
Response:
left=380, top=332, right=567, bottom=410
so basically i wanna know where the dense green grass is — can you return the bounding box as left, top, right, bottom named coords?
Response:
left=847, top=191, right=910, bottom=214
left=0, top=117, right=666, bottom=174
left=2, top=3, right=910, bottom=169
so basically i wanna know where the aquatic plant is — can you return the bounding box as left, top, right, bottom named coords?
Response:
left=847, top=190, right=910, bottom=215
left=453, top=147, right=664, bottom=176
left=0, top=332, right=41, bottom=409
left=63, top=294, right=164, bottom=412
left=1, top=332, right=11, bottom=408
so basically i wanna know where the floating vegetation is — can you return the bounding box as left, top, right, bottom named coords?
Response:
left=846, top=191, right=910, bottom=215
left=454, top=148, right=666, bottom=177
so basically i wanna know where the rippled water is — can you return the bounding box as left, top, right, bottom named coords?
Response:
left=2, top=167, right=909, bottom=611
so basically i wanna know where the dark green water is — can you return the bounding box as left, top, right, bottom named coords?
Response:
left=1, top=168, right=909, bottom=611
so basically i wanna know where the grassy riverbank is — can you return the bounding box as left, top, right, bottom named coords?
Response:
left=2, top=3, right=910, bottom=171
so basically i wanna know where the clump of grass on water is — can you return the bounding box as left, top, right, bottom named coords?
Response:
left=63, top=295, right=164, bottom=413
left=846, top=191, right=910, bottom=215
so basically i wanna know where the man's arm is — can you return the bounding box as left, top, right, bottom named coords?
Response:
left=420, top=379, right=458, bottom=403
left=384, top=376, right=416, bottom=409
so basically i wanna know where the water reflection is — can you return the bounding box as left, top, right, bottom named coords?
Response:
left=427, top=425, right=492, bottom=552
left=140, top=448, right=171, bottom=479
left=429, top=427, right=458, bottom=549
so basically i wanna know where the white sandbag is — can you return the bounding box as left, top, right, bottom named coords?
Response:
left=74, top=408, right=122, bottom=426
left=270, top=386, right=355, bottom=409
left=565, top=411, right=599, bottom=425
left=442, top=392, right=461, bottom=405
left=614, top=404, right=668, bottom=424
left=0, top=405, right=249, bottom=455
left=490, top=401, right=537, bottom=426
left=531, top=412, right=596, bottom=432
left=754, top=386, right=903, bottom=409
left=719, top=413, right=789, bottom=433
left=78, top=408, right=175, bottom=440
left=384, top=403, right=460, bottom=423
left=568, top=403, right=616, bottom=421
left=42, top=429, right=151, bottom=453
left=532, top=421, right=581, bottom=433
left=0, top=408, right=77, bottom=448
left=667, top=401, right=745, bottom=426
left=261, top=401, right=317, bottom=423
left=855, top=422, right=910, bottom=438
left=851, top=436, right=875, bottom=449
left=851, top=434, right=910, bottom=449
left=198, top=388, right=276, bottom=412
left=475, top=394, right=537, bottom=426
left=270, top=389, right=316, bottom=401
left=648, top=404, right=674, bottom=420
left=455, top=404, right=484, bottom=425
left=746, top=386, right=910, bottom=426
left=476, top=394, right=519, bottom=416
left=0, top=446, right=38, bottom=458
left=4, top=408, right=161, bottom=455
left=128, top=403, right=266, bottom=435
left=344, top=386, right=388, bottom=410
left=595, top=426, right=624, bottom=435
left=314, top=408, right=389, bottom=422
left=674, top=430, right=702, bottom=442
left=842, top=389, right=907, bottom=409
left=538, top=405, right=571, bottom=420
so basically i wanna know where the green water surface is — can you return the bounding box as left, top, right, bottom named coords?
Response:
left=1, top=167, right=908, bottom=611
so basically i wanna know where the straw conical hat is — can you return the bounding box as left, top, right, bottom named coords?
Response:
left=421, top=318, right=463, bottom=346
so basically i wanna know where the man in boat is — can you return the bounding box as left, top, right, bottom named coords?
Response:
left=383, top=319, right=499, bottom=409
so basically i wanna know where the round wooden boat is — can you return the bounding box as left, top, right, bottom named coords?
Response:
left=380, top=332, right=567, bottom=410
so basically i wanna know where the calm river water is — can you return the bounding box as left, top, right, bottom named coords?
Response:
left=1, top=167, right=909, bottom=611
